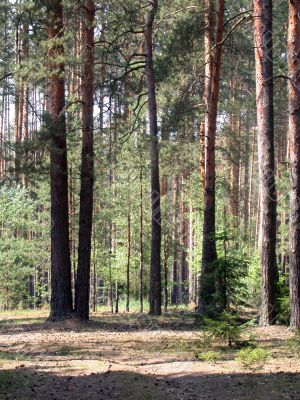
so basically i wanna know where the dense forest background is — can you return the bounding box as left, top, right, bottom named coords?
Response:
left=0, top=0, right=297, bottom=326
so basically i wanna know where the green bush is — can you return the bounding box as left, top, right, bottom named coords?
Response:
left=203, top=312, right=243, bottom=347
left=275, top=274, right=290, bottom=325
left=236, top=348, right=271, bottom=370
left=195, top=351, right=219, bottom=362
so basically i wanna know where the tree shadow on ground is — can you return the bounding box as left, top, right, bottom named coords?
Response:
left=0, top=365, right=299, bottom=400
left=0, top=312, right=200, bottom=335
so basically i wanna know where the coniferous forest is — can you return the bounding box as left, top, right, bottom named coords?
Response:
left=1, top=1, right=300, bottom=399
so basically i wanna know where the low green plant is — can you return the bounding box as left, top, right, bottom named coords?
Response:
left=195, top=351, right=219, bottom=362
left=203, top=312, right=243, bottom=347
left=275, top=273, right=290, bottom=325
left=0, top=351, right=31, bottom=362
left=0, top=370, right=26, bottom=390
left=236, top=347, right=271, bottom=370
left=56, top=346, right=73, bottom=356
left=285, top=338, right=300, bottom=357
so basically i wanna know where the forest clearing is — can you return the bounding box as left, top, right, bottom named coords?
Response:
left=1, top=309, right=300, bottom=400
left=2, top=0, right=300, bottom=398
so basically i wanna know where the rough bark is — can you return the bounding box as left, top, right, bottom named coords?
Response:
left=47, top=0, right=73, bottom=320
left=139, top=161, right=144, bottom=313
left=75, top=0, right=95, bottom=320
left=199, top=0, right=224, bottom=315
left=288, top=0, right=300, bottom=329
left=229, top=79, right=240, bottom=220
left=171, top=177, right=179, bottom=305
left=253, top=0, right=277, bottom=326
left=126, top=209, right=131, bottom=312
left=145, top=0, right=162, bottom=316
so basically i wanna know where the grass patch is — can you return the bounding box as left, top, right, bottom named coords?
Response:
left=0, top=370, right=26, bottom=391
left=55, top=346, right=74, bottom=356
left=285, top=338, right=300, bottom=357
left=195, top=350, right=220, bottom=362
left=0, top=317, right=45, bottom=328
left=0, top=350, right=32, bottom=362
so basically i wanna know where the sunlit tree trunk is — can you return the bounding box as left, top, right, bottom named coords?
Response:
left=253, top=0, right=277, bottom=326
left=145, top=0, right=162, bottom=316
left=199, top=0, right=224, bottom=315
left=288, top=0, right=300, bottom=329
left=47, top=0, right=73, bottom=320
left=126, top=209, right=131, bottom=312
left=75, top=0, right=95, bottom=320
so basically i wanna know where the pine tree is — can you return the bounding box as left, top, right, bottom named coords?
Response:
left=288, top=0, right=300, bottom=329
left=145, top=0, right=162, bottom=316
left=253, top=0, right=277, bottom=326
left=46, top=0, right=73, bottom=320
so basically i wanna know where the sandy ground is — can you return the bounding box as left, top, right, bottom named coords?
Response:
left=0, top=311, right=300, bottom=399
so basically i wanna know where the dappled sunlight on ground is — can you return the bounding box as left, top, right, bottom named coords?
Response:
left=0, top=311, right=299, bottom=399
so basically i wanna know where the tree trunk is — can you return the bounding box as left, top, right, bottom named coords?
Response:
left=47, top=0, right=73, bottom=320
left=199, top=0, right=224, bottom=315
left=188, top=203, right=194, bottom=304
left=163, top=238, right=169, bottom=312
left=171, top=177, right=179, bottom=305
left=253, top=0, right=277, bottom=326
left=126, top=209, right=131, bottom=312
left=139, top=161, right=144, bottom=313
left=145, top=0, right=162, bottom=316
left=229, top=79, right=240, bottom=220
left=288, top=0, right=300, bottom=329
left=75, top=0, right=95, bottom=320
left=243, top=115, right=250, bottom=236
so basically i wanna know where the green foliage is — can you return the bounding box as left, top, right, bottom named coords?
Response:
left=0, top=370, right=26, bottom=391
left=0, top=184, right=50, bottom=309
left=195, top=351, right=220, bottom=363
left=236, top=348, right=271, bottom=371
left=275, top=273, right=290, bottom=325
left=0, top=351, right=31, bottom=362
left=285, top=332, right=300, bottom=357
left=245, top=251, right=261, bottom=309
left=203, top=312, right=243, bottom=347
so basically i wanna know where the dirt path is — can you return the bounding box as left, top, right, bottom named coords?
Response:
left=0, top=311, right=300, bottom=399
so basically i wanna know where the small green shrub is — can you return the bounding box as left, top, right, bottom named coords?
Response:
left=195, top=351, right=219, bottom=362
left=236, top=347, right=271, bottom=370
left=275, top=274, right=290, bottom=325
left=285, top=338, right=300, bottom=357
left=203, top=312, right=243, bottom=347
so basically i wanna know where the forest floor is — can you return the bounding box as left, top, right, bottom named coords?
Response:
left=0, top=310, right=300, bottom=400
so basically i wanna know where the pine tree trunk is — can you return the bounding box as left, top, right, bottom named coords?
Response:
left=145, top=0, right=162, bottom=316
left=199, top=0, right=224, bottom=315
left=243, top=116, right=250, bottom=236
left=229, top=79, right=240, bottom=220
left=126, top=209, right=131, bottom=312
left=253, top=0, right=277, bottom=326
left=75, top=0, right=95, bottom=320
left=47, top=0, right=73, bottom=320
left=171, top=177, right=179, bottom=305
left=139, top=161, right=144, bottom=313
left=288, top=0, right=300, bottom=329
left=163, top=235, right=169, bottom=312
left=188, top=203, right=194, bottom=305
